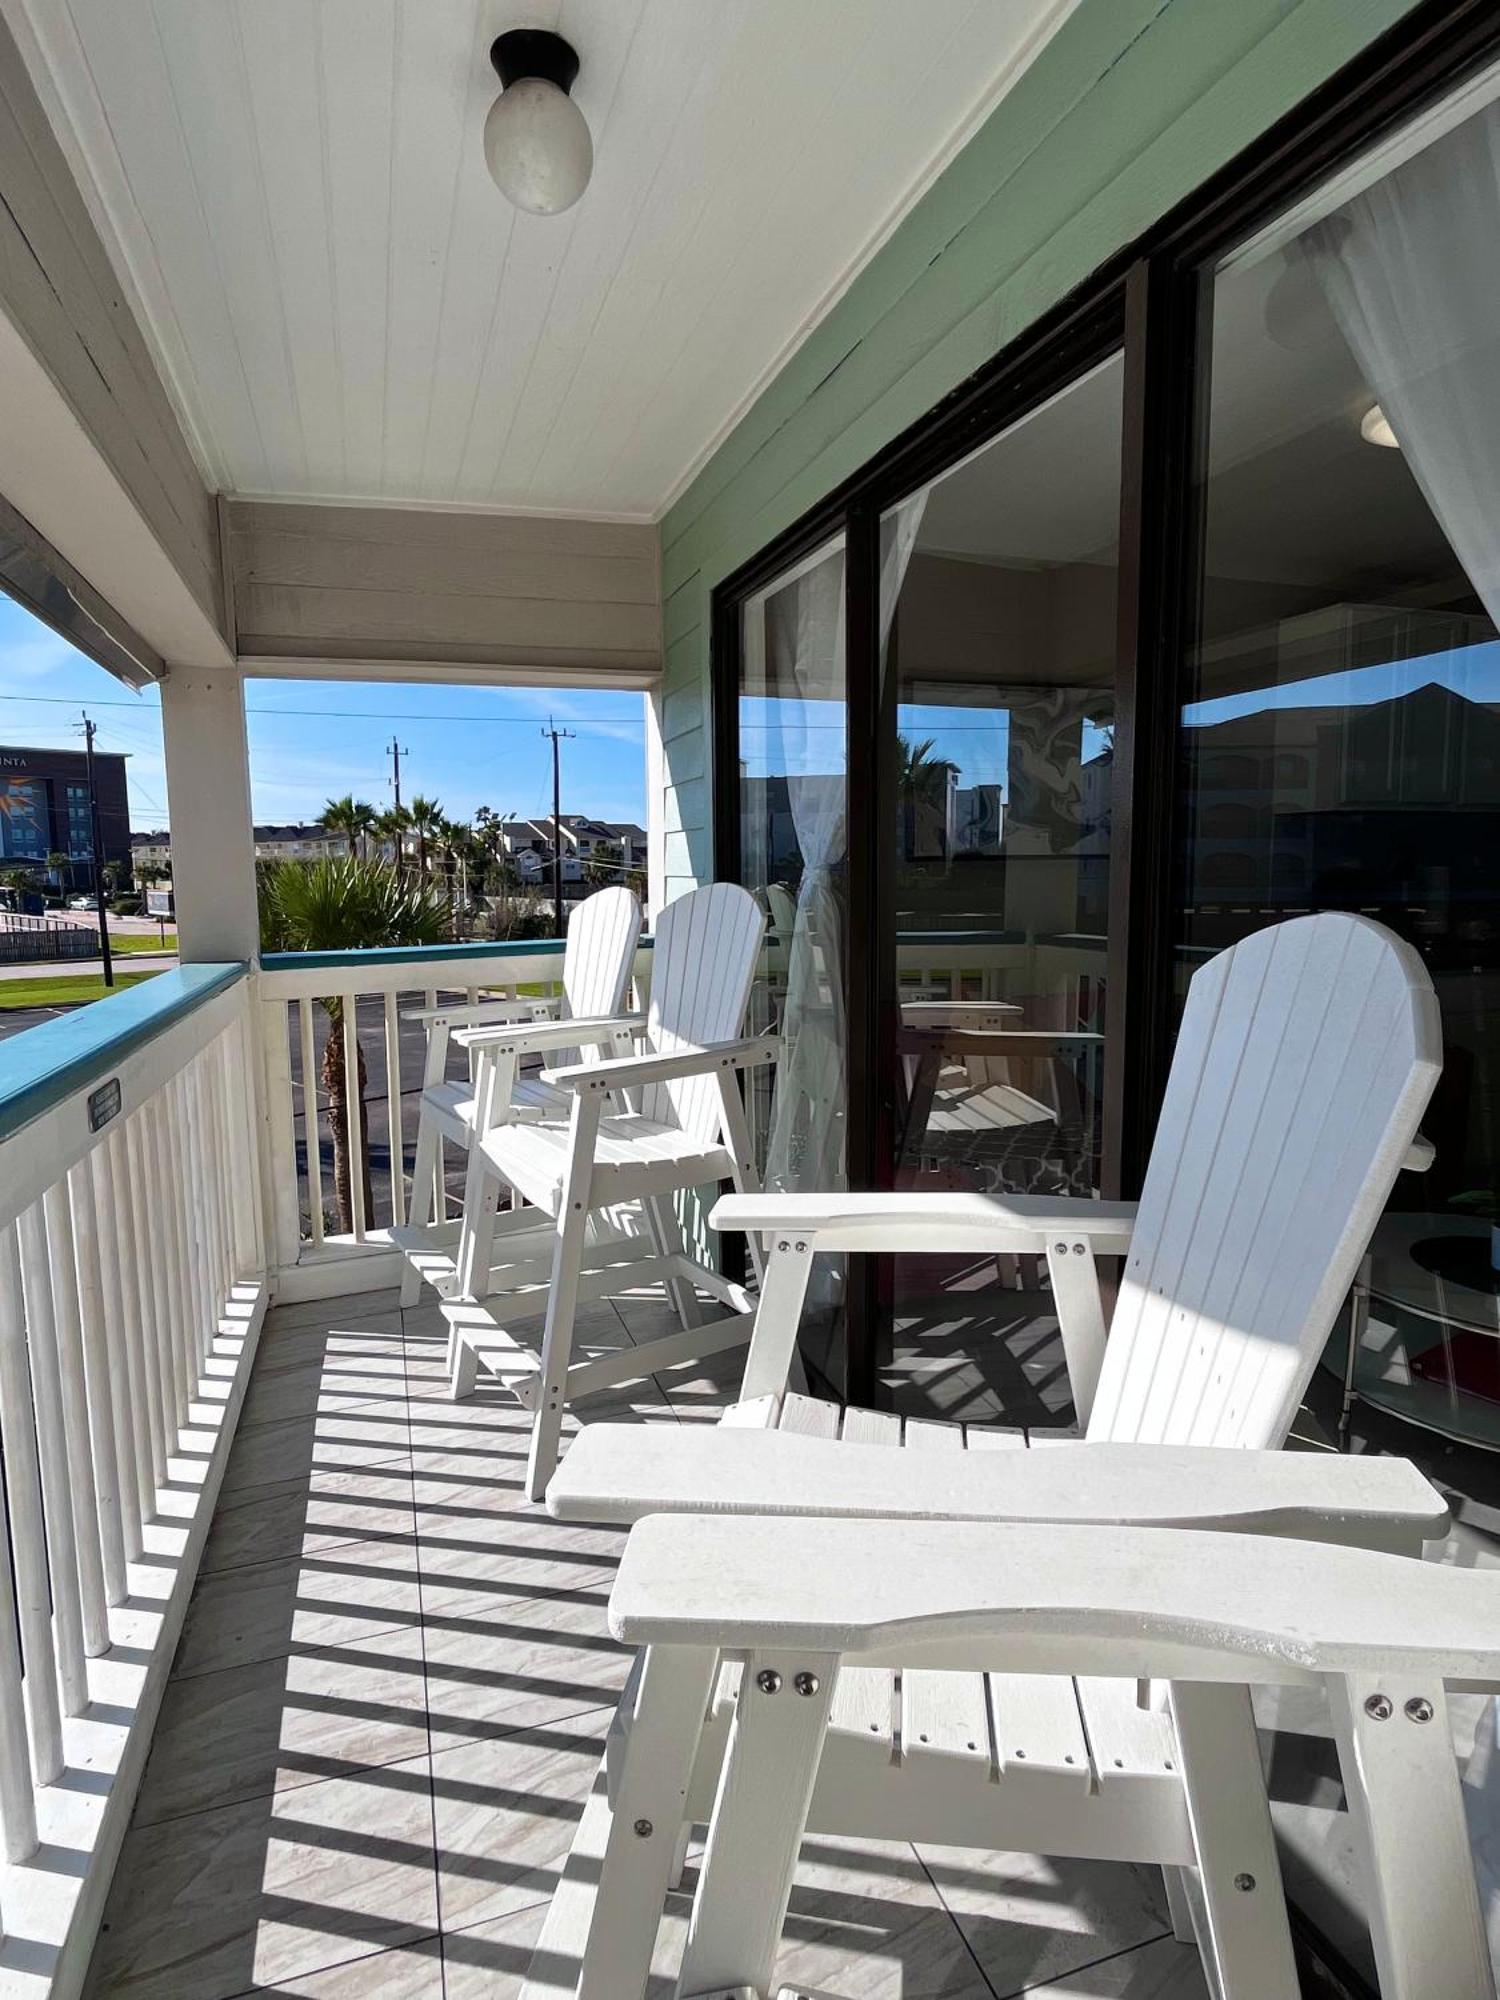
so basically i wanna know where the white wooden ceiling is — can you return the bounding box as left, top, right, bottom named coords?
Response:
left=7, top=0, right=1073, bottom=519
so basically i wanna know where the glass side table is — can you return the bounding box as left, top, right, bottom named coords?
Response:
left=1341, top=1211, right=1500, bottom=1451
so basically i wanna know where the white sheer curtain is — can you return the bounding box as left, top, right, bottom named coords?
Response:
left=764, top=546, right=847, bottom=1193
left=1304, top=100, right=1500, bottom=626
left=762, top=491, right=928, bottom=1194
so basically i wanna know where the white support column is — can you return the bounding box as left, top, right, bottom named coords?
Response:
left=160, top=665, right=258, bottom=963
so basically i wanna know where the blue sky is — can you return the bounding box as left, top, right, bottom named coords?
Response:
left=0, top=596, right=648, bottom=830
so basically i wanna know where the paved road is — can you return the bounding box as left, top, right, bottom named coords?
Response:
left=0, top=950, right=179, bottom=982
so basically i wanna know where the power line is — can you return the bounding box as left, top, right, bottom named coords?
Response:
left=0, top=690, right=644, bottom=726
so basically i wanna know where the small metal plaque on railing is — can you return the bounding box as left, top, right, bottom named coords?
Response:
left=88, top=1077, right=121, bottom=1132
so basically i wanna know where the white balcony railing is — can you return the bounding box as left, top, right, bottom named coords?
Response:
left=0, top=965, right=266, bottom=1994
left=255, top=936, right=652, bottom=1292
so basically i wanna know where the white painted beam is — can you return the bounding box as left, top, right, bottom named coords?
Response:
left=159, top=667, right=257, bottom=962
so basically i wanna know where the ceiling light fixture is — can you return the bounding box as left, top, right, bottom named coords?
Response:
left=1360, top=402, right=1400, bottom=449
left=484, top=29, right=591, bottom=216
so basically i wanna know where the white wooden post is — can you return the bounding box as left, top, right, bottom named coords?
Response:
left=159, top=665, right=259, bottom=964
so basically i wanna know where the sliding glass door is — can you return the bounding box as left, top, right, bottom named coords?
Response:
left=876, top=358, right=1124, bottom=1417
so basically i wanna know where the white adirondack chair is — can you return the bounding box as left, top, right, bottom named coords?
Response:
left=394, top=885, right=642, bottom=1306
left=444, top=880, right=777, bottom=1499
left=527, top=911, right=1461, bottom=2000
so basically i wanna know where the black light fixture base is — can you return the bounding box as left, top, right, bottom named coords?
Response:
left=490, top=29, right=580, bottom=95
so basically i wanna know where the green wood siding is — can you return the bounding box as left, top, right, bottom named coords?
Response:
left=655, top=0, right=1421, bottom=899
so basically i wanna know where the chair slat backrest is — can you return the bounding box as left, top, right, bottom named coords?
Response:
left=559, top=887, right=642, bottom=1066
left=641, top=884, right=766, bottom=1140
left=1088, top=914, right=1440, bottom=1451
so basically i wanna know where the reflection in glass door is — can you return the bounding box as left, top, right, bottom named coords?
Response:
left=878, top=356, right=1124, bottom=1423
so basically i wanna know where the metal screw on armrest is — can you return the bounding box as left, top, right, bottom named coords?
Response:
left=1073, top=1242, right=1085, bottom=1254
left=1364, top=1693, right=1393, bottom=1720
left=633, top=1818, right=653, bottom=1838
left=1234, top=1873, right=1256, bottom=1893
left=1405, top=1696, right=1434, bottom=1723
left=1054, top=1242, right=1068, bottom=1254
left=794, top=1671, right=820, bottom=1697
left=757, top=1669, right=782, bottom=1694
left=794, top=1240, right=806, bottom=1252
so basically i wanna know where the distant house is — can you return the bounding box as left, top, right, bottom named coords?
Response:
left=133, top=822, right=348, bottom=873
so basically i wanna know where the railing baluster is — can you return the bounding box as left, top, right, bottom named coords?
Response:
left=121, top=1115, right=169, bottom=1486
left=70, top=1158, right=130, bottom=1597
left=299, top=998, right=325, bottom=1249
left=41, top=1182, right=109, bottom=1658
left=0, top=1430, right=36, bottom=1860
left=0, top=1220, right=64, bottom=1783
left=161, top=1079, right=197, bottom=1413
left=192, top=1049, right=223, bottom=1329
left=343, top=995, right=365, bottom=1242
left=425, top=986, right=442, bottom=1220
left=261, top=996, right=302, bottom=1272
left=98, top=1131, right=153, bottom=1537
left=17, top=1202, right=89, bottom=1718
left=384, top=990, right=405, bottom=1228
left=145, top=1099, right=188, bottom=1433
left=180, top=1058, right=213, bottom=1371
left=223, top=1016, right=259, bottom=1277
left=232, top=1008, right=265, bottom=1276
left=208, top=1036, right=235, bottom=1306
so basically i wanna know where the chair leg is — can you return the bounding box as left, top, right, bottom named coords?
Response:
left=674, top=1647, right=838, bottom=1999
left=646, top=1194, right=701, bottom=1332
left=1327, top=1672, right=1495, bottom=2000
left=1162, top=1867, right=1197, bottom=1946
left=1169, top=1682, right=1298, bottom=2000
left=399, top=1107, right=438, bottom=1307
left=522, top=1644, right=718, bottom=2000
left=525, top=1094, right=601, bottom=1503
left=454, top=1146, right=501, bottom=1300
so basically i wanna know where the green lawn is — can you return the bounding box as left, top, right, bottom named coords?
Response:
left=111, top=931, right=177, bottom=955
left=0, top=969, right=159, bottom=1009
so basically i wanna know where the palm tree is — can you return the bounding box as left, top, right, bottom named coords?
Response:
left=896, top=734, right=959, bottom=860
left=319, top=795, right=366, bottom=859
left=583, top=838, right=623, bottom=887
left=259, top=858, right=448, bottom=1233
left=374, top=804, right=411, bottom=873
left=408, top=795, right=443, bottom=878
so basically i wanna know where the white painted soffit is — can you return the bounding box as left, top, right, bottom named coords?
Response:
left=5, top=0, right=1077, bottom=522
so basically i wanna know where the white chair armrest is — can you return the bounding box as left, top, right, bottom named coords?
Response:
left=709, top=1190, right=1137, bottom=1256
left=541, top=1033, right=780, bottom=1092
left=609, top=1515, right=1500, bottom=1686
left=404, top=996, right=556, bottom=1029
left=452, top=1012, right=646, bottom=1056
left=548, top=1424, right=1447, bottom=1553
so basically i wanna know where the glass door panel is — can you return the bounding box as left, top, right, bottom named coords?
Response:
left=878, top=355, right=1124, bottom=1424
left=1180, top=84, right=1500, bottom=1460
left=738, top=534, right=848, bottom=1389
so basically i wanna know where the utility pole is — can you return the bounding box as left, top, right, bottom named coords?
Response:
left=388, top=737, right=408, bottom=811
left=80, top=711, right=114, bottom=988
left=541, top=718, right=575, bottom=940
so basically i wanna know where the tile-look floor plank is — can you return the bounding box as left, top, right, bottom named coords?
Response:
left=198, top=1460, right=417, bottom=1575
left=917, top=1843, right=1173, bottom=1998
left=84, top=1758, right=438, bottom=2000
left=136, top=1627, right=431, bottom=1826
left=173, top=1536, right=422, bottom=1679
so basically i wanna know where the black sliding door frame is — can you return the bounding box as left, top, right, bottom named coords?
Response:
left=711, top=0, right=1500, bottom=1405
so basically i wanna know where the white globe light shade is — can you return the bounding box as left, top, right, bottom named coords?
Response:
left=484, top=76, right=592, bottom=216
left=1360, top=402, right=1400, bottom=450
